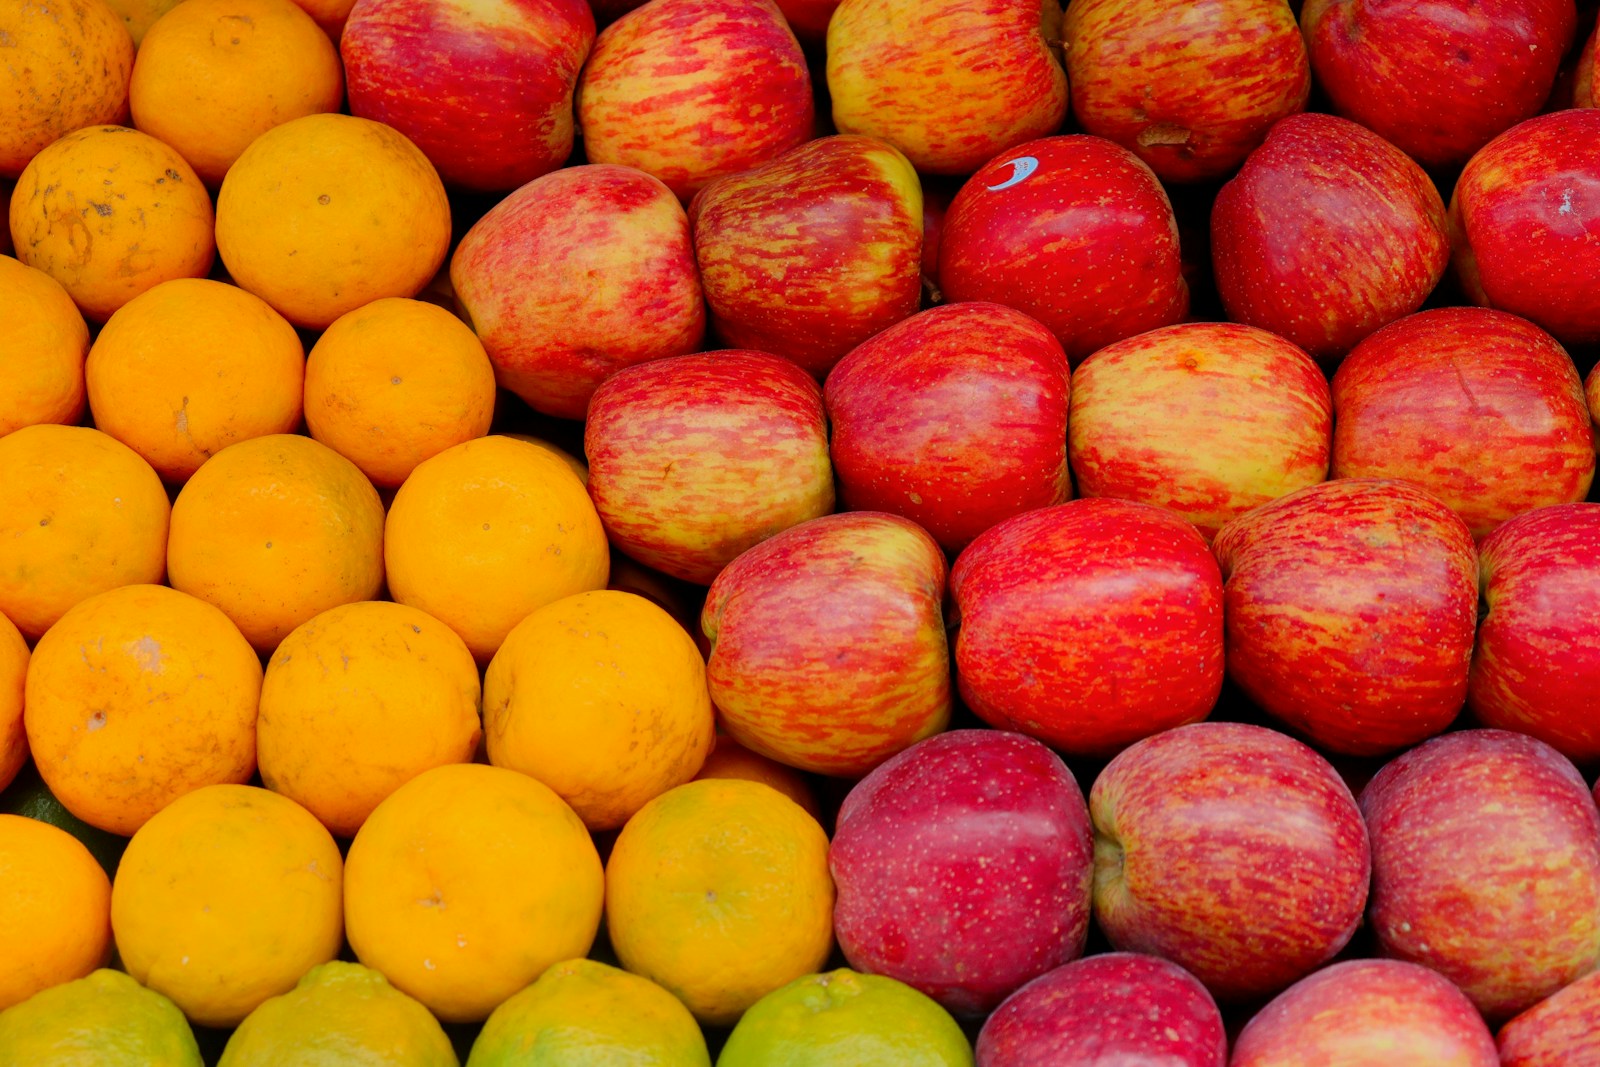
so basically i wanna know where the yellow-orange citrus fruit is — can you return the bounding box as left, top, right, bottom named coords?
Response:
left=259, top=601, right=483, bottom=838
left=344, top=763, right=605, bottom=1023
left=130, top=0, right=344, bottom=187
left=0, top=613, right=28, bottom=796
left=215, top=113, right=451, bottom=329
left=0, top=255, right=88, bottom=437
left=0, top=424, right=169, bottom=640
left=9, top=126, right=214, bottom=322
left=0, top=814, right=113, bottom=1011
left=693, top=733, right=821, bottom=820
left=0, top=968, right=204, bottom=1067
left=86, top=278, right=305, bottom=483
left=304, top=297, right=497, bottom=488
left=167, top=434, right=385, bottom=652
left=102, top=0, right=190, bottom=43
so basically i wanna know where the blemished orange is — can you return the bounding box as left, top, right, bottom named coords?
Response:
left=0, top=0, right=134, bottom=179
left=694, top=733, right=821, bottom=820
left=130, top=0, right=344, bottom=187
left=23, top=584, right=261, bottom=836
left=605, top=778, right=835, bottom=1026
left=111, top=784, right=344, bottom=1028
left=103, top=0, right=190, bottom=43
left=304, top=297, right=497, bottom=488
left=9, top=126, right=214, bottom=322
left=215, top=113, right=451, bottom=329
left=484, top=590, right=714, bottom=831
left=259, top=601, right=484, bottom=838
left=86, top=278, right=305, bottom=484
left=0, top=424, right=170, bottom=640
left=385, top=435, right=610, bottom=662
left=0, top=612, right=28, bottom=795
left=344, top=763, right=605, bottom=1023
left=167, top=434, right=385, bottom=652
left=0, top=255, right=88, bottom=437
left=0, top=815, right=113, bottom=1011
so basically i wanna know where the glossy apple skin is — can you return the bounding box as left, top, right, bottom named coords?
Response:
left=1068, top=322, right=1330, bottom=540
left=1062, top=0, right=1310, bottom=183
left=1091, top=722, right=1371, bottom=1004
left=689, top=135, right=922, bottom=378
left=1232, top=960, right=1499, bottom=1067
left=976, top=953, right=1227, bottom=1067
left=450, top=164, right=704, bottom=420
left=826, top=0, right=1067, bottom=176
left=1212, top=113, right=1448, bottom=361
left=1213, top=479, right=1477, bottom=756
left=825, top=302, right=1072, bottom=553
left=1302, top=0, right=1575, bottom=168
left=938, top=135, right=1188, bottom=365
left=576, top=0, right=812, bottom=201
left=585, top=351, right=835, bottom=585
left=701, top=512, right=950, bottom=777
left=829, top=730, right=1091, bottom=1016
left=341, top=0, right=595, bottom=191
left=1498, top=968, right=1600, bottom=1067
left=950, top=499, right=1223, bottom=758
left=1361, top=729, right=1600, bottom=1021
left=1331, top=308, right=1595, bottom=537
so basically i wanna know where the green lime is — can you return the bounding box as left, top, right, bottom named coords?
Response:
left=0, top=968, right=202, bottom=1067
left=0, top=760, right=127, bottom=878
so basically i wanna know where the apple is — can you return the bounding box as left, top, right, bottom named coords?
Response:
left=1588, top=359, right=1599, bottom=428
left=1062, top=0, right=1310, bottom=183
left=341, top=0, right=595, bottom=192
left=1330, top=308, right=1595, bottom=538
left=824, top=301, right=1072, bottom=553
left=774, top=0, right=838, bottom=43
left=919, top=178, right=953, bottom=286
left=975, top=953, right=1227, bottom=1067
left=1213, top=478, right=1477, bottom=756
left=826, top=0, right=1067, bottom=176
left=1068, top=322, right=1330, bottom=540
left=829, top=729, right=1092, bottom=1017
left=575, top=0, right=812, bottom=201
left=586, top=350, right=834, bottom=585
left=1498, top=968, right=1600, bottom=1067
left=1301, top=0, right=1576, bottom=168
left=1573, top=24, right=1597, bottom=108
left=1361, top=729, right=1600, bottom=1021
left=1090, top=722, right=1371, bottom=1003
left=701, top=512, right=950, bottom=777
left=949, top=498, right=1223, bottom=758
left=688, top=135, right=922, bottom=378
left=1211, top=113, right=1449, bottom=361
left=938, top=135, right=1188, bottom=365
left=449, top=164, right=705, bottom=420
left=1232, top=960, right=1499, bottom=1067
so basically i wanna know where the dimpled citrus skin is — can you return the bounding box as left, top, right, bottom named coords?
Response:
left=0, top=968, right=203, bottom=1067
left=102, top=0, right=191, bottom=44
left=0, top=254, right=88, bottom=437
left=0, top=815, right=113, bottom=1012
left=0, top=613, right=28, bottom=795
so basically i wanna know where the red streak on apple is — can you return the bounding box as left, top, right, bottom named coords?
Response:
left=1498, top=967, right=1600, bottom=1067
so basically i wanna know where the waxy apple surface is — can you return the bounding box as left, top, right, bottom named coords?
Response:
left=1498, top=968, right=1600, bottom=1067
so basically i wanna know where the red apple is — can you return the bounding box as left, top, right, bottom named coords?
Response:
left=1302, top=0, right=1576, bottom=168
left=1062, top=0, right=1310, bottom=183
left=1361, top=729, right=1600, bottom=1020
left=1213, top=479, right=1477, bottom=756
left=450, top=164, right=705, bottom=420
left=1068, top=322, right=1330, bottom=540
left=949, top=499, right=1223, bottom=758
left=1091, top=722, right=1371, bottom=1003
left=829, top=730, right=1092, bottom=1016
left=824, top=302, right=1072, bottom=553
left=688, top=135, right=922, bottom=378
left=701, top=512, right=949, bottom=776
left=1498, top=968, right=1600, bottom=1066
left=1588, top=359, right=1599, bottom=427
left=1574, top=23, right=1597, bottom=108
left=938, top=135, right=1188, bottom=365
left=773, top=0, right=838, bottom=43
left=920, top=179, right=954, bottom=284
left=1331, top=308, right=1595, bottom=537
left=976, top=953, right=1227, bottom=1067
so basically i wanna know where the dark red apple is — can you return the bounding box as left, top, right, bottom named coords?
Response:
left=1498, top=968, right=1600, bottom=1066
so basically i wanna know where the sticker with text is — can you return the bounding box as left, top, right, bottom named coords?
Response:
left=986, top=156, right=1038, bottom=191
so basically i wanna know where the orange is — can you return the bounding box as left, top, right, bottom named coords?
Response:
left=86, top=278, right=305, bottom=483
left=111, top=784, right=344, bottom=1028
left=505, top=433, right=590, bottom=485
left=130, top=0, right=344, bottom=187
left=0, top=0, right=134, bottom=179
left=484, top=590, right=714, bottom=831
left=0, top=424, right=170, bottom=640
left=694, top=733, right=820, bottom=820
left=343, top=763, right=605, bottom=1023
left=385, top=435, right=610, bottom=662
left=0, top=255, right=88, bottom=437
left=215, top=113, right=452, bottom=329
left=286, top=0, right=354, bottom=39
left=0, top=968, right=204, bottom=1067
left=0, top=814, right=113, bottom=1011
left=304, top=298, right=497, bottom=488
left=1, top=180, right=12, bottom=254
left=0, top=612, right=28, bottom=796
left=23, top=584, right=261, bottom=836
left=9, top=126, right=214, bottom=322
left=103, top=0, right=191, bottom=44
left=605, top=778, right=835, bottom=1026
left=259, top=601, right=483, bottom=838
left=167, top=434, right=385, bottom=652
